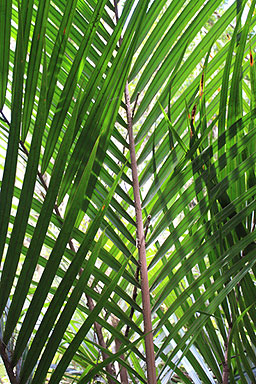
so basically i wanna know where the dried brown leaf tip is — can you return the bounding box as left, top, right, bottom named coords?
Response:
left=191, top=104, right=197, bottom=124
left=200, top=73, right=204, bottom=98
left=250, top=50, right=254, bottom=66
left=190, top=104, right=197, bottom=138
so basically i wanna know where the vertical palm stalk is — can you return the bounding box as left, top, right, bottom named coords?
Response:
left=125, top=83, right=157, bottom=384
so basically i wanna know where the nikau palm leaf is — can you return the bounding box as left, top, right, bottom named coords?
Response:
left=0, top=1, right=256, bottom=383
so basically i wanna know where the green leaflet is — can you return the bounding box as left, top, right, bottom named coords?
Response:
left=0, top=45, right=48, bottom=322
left=0, top=3, right=25, bottom=264
left=12, top=136, right=100, bottom=366
left=41, top=0, right=108, bottom=173
left=21, top=233, right=105, bottom=384
left=0, top=0, right=12, bottom=109
left=227, top=0, right=256, bottom=127
left=2, top=76, right=82, bottom=344
left=21, top=0, right=50, bottom=140
left=158, top=102, right=188, bottom=153
left=48, top=251, right=132, bottom=383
